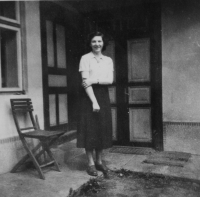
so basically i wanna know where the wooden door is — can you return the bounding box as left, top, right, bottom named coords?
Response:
left=40, top=2, right=81, bottom=131
left=115, top=37, right=154, bottom=147
left=84, top=1, right=163, bottom=150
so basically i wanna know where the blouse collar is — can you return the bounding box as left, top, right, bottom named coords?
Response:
left=90, top=52, right=105, bottom=60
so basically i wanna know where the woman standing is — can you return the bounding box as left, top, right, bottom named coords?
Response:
left=77, top=32, right=114, bottom=176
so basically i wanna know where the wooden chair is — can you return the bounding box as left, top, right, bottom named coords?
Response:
left=10, top=98, right=66, bottom=179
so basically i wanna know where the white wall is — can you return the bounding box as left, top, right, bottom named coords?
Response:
left=25, top=1, right=44, bottom=126
left=0, top=1, right=44, bottom=174
left=162, top=0, right=200, bottom=122
left=162, top=0, right=200, bottom=155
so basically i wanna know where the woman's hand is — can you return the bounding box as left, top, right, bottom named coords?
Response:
left=92, top=102, right=100, bottom=112
left=82, top=78, right=93, bottom=89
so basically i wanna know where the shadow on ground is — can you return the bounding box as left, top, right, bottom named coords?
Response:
left=68, top=169, right=200, bottom=197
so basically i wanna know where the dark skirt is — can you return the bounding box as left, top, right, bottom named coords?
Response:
left=77, top=84, right=113, bottom=149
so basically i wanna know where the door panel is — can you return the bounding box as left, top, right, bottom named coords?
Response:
left=49, top=94, right=56, bottom=126
left=58, top=94, right=68, bottom=124
left=111, top=107, right=117, bottom=141
left=46, top=20, right=54, bottom=67
left=129, top=108, right=152, bottom=142
left=128, top=87, right=151, bottom=104
left=108, top=86, right=116, bottom=104
left=103, top=41, right=116, bottom=82
left=48, top=75, right=67, bottom=87
left=56, top=24, right=67, bottom=68
left=127, top=39, right=150, bottom=82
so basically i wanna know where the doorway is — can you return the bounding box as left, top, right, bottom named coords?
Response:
left=40, top=0, right=163, bottom=150
left=81, top=1, right=163, bottom=150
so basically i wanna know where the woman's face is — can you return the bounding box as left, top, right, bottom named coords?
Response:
left=90, top=36, right=104, bottom=53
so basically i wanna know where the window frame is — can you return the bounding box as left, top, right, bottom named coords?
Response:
left=0, top=1, right=23, bottom=92
left=0, top=1, right=20, bottom=24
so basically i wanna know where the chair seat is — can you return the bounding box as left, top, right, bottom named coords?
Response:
left=22, top=130, right=65, bottom=139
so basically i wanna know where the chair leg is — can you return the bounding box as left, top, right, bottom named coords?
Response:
left=21, top=139, right=45, bottom=180
left=34, top=137, right=57, bottom=160
left=12, top=137, right=59, bottom=173
left=42, top=142, right=61, bottom=172
left=11, top=142, right=42, bottom=173
left=11, top=135, right=63, bottom=179
left=46, top=148, right=61, bottom=172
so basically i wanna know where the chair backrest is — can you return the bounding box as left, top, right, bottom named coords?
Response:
left=10, top=99, right=37, bottom=135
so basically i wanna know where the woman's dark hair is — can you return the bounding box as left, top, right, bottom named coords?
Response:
left=86, top=31, right=108, bottom=52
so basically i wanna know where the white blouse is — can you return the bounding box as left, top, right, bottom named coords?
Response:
left=79, top=52, right=114, bottom=81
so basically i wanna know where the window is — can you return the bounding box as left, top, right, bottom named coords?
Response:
left=0, top=1, right=22, bottom=92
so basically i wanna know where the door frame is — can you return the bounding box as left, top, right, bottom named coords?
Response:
left=149, top=1, right=163, bottom=151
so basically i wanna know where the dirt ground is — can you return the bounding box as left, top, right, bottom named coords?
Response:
left=68, top=169, right=200, bottom=197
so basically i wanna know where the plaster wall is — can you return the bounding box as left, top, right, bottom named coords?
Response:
left=162, top=0, right=200, bottom=155
left=162, top=0, right=200, bottom=122
left=25, top=1, right=44, bottom=127
left=0, top=2, right=43, bottom=174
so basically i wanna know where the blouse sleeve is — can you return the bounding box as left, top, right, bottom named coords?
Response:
left=79, top=56, right=89, bottom=72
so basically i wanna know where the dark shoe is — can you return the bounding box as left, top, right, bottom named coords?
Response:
left=86, top=165, right=98, bottom=176
left=95, top=163, right=110, bottom=173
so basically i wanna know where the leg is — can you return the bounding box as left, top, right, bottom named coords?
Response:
left=85, top=149, right=95, bottom=166
left=95, top=148, right=109, bottom=173
left=85, top=148, right=97, bottom=176
left=95, top=148, right=103, bottom=165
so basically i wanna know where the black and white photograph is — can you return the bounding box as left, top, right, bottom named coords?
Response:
left=0, top=0, right=200, bottom=196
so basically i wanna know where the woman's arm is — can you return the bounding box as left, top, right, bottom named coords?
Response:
left=82, top=71, right=113, bottom=87
left=81, top=71, right=100, bottom=112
